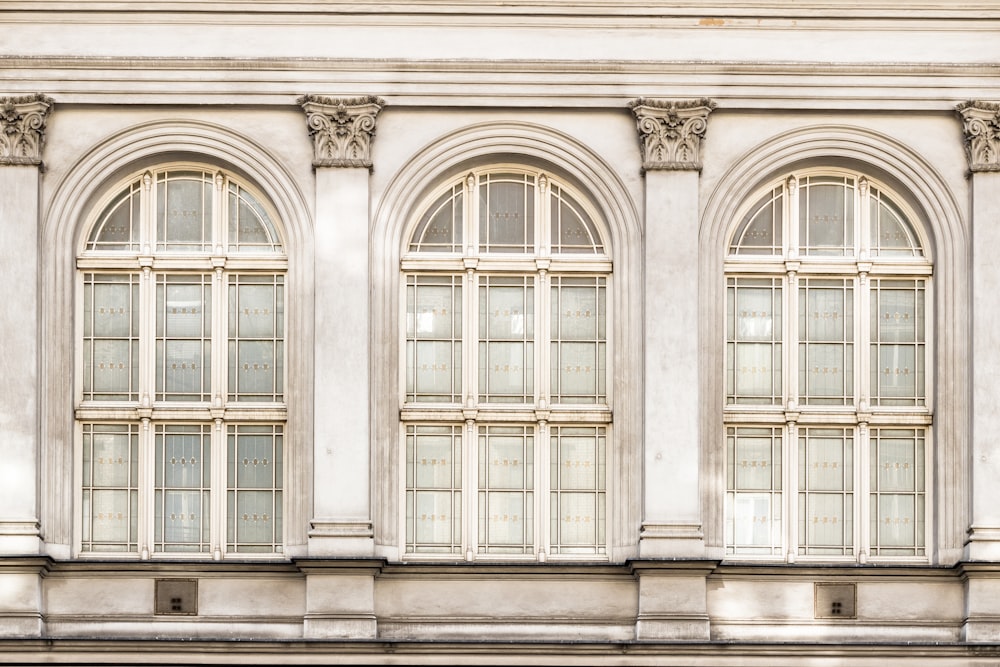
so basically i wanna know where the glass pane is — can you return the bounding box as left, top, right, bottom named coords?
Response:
left=87, top=181, right=140, bottom=251
left=228, top=275, right=284, bottom=402
left=405, top=276, right=462, bottom=403
left=797, top=428, right=853, bottom=556
left=551, top=277, right=606, bottom=404
left=409, top=184, right=463, bottom=253
left=227, top=182, right=282, bottom=253
left=870, top=428, right=925, bottom=556
left=479, top=277, right=534, bottom=403
left=550, top=427, right=606, bottom=555
left=227, top=425, right=283, bottom=553
left=725, top=427, right=782, bottom=555
left=871, top=280, right=925, bottom=406
left=799, top=177, right=854, bottom=256
left=550, top=184, right=603, bottom=254
left=157, top=171, right=212, bottom=252
left=156, top=275, right=212, bottom=402
left=870, top=188, right=922, bottom=258
left=478, top=426, right=533, bottom=554
left=726, top=278, right=782, bottom=405
left=479, top=174, right=534, bottom=253
left=405, top=425, right=463, bottom=554
left=83, top=274, right=139, bottom=401
left=81, top=424, right=138, bottom=552
left=730, top=186, right=783, bottom=256
left=798, top=280, right=853, bottom=406
left=154, top=425, right=211, bottom=552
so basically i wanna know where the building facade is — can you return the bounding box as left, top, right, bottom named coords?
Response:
left=1, top=1, right=1000, bottom=664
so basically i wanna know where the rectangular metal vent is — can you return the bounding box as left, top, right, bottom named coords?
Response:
left=155, top=578, right=198, bottom=616
left=814, top=582, right=856, bottom=619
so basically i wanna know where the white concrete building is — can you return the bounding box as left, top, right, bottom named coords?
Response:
left=1, top=1, right=1000, bottom=664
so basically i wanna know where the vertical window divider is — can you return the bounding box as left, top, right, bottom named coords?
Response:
left=212, top=173, right=225, bottom=257
left=212, top=267, right=226, bottom=409
left=212, top=418, right=225, bottom=559
left=785, top=420, right=797, bottom=563
left=537, top=418, right=549, bottom=562
left=857, top=422, right=870, bottom=563
left=537, top=270, right=550, bottom=409
left=139, top=417, right=152, bottom=559
left=464, top=418, right=476, bottom=561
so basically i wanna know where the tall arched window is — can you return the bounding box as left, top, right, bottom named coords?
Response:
left=724, top=169, right=932, bottom=561
left=77, top=165, right=286, bottom=558
left=401, top=167, right=611, bottom=560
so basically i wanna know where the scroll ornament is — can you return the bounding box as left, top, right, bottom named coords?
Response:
left=957, top=101, right=1000, bottom=172
left=299, top=95, right=385, bottom=168
left=629, top=98, right=716, bottom=171
left=0, top=94, right=53, bottom=166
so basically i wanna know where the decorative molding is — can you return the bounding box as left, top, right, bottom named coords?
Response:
left=628, top=97, right=715, bottom=171
left=299, top=94, right=385, bottom=169
left=957, top=100, right=1000, bottom=172
left=0, top=93, right=52, bottom=166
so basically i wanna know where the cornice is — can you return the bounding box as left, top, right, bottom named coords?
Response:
left=0, top=92, right=52, bottom=165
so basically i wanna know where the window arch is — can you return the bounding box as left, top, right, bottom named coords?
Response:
left=76, top=165, right=287, bottom=558
left=400, top=166, right=612, bottom=559
left=723, top=168, right=932, bottom=561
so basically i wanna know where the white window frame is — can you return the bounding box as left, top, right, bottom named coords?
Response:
left=73, top=163, right=288, bottom=560
left=399, top=166, right=613, bottom=562
left=723, top=168, right=934, bottom=564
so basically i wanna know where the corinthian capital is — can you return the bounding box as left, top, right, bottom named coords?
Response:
left=299, top=95, right=385, bottom=168
left=629, top=98, right=715, bottom=171
left=0, top=94, right=53, bottom=166
left=958, top=101, right=1000, bottom=172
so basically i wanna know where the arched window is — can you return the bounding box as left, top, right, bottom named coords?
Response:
left=724, top=169, right=932, bottom=561
left=401, top=167, right=611, bottom=559
left=77, top=165, right=286, bottom=558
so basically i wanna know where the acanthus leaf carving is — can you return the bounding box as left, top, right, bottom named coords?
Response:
left=0, top=93, right=53, bottom=166
left=628, top=97, right=715, bottom=171
left=957, top=101, right=1000, bottom=172
left=298, top=94, right=385, bottom=169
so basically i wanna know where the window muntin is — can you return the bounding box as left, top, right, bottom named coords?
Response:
left=724, top=170, right=930, bottom=561
left=401, top=168, right=610, bottom=560
left=77, top=166, right=286, bottom=558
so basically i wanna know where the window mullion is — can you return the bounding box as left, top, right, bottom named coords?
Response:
left=464, top=418, right=476, bottom=561
left=537, top=271, right=550, bottom=409
left=784, top=420, right=797, bottom=563
left=213, top=268, right=227, bottom=409
left=212, top=417, right=225, bottom=559
left=138, top=417, right=153, bottom=559
left=857, top=423, right=870, bottom=562
left=537, top=419, right=549, bottom=561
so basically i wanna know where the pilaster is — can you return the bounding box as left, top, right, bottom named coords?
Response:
left=0, top=94, right=52, bottom=556
left=300, top=95, right=385, bottom=556
left=632, top=560, right=714, bottom=640
left=630, top=98, right=714, bottom=558
left=958, top=101, right=1000, bottom=564
left=298, top=559, right=383, bottom=640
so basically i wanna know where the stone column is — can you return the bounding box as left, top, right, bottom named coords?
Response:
left=958, top=101, right=1000, bottom=642
left=0, top=94, right=52, bottom=557
left=630, top=98, right=714, bottom=560
left=300, top=95, right=384, bottom=558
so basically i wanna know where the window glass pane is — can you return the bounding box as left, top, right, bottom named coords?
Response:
left=870, top=428, right=925, bottom=556
left=405, top=425, right=463, bottom=554
left=730, top=186, right=783, bottom=256
left=479, top=276, right=534, bottom=403
left=870, top=188, right=922, bottom=258
left=154, top=424, right=211, bottom=553
left=551, top=277, right=606, bottom=404
left=550, top=427, right=605, bottom=555
left=409, top=184, right=464, bottom=253
left=83, top=274, right=140, bottom=401
left=227, top=182, right=282, bottom=253
left=405, top=275, right=462, bottom=403
left=725, top=427, right=782, bottom=555
left=799, top=177, right=854, bottom=256
left=798, top=279, right=853, bottom=406
left=479, top=173, right=534, bottom=253
left=228, top=274, right=284, bottom=402
left=87, top=181, right=141, bottom=251
left=156, top=171, right=212, bottom=252
left=156, top=274, right=212, bottom=402
left=870, top=279, right=926, bottom=406
left=726, top=277, right=782, bottom=405
left=81, top=424, right=139, bottom=552
left=798, top=428, right=853, bottom=556
left=550, top=184, right=603, bottom=254
left=478, top=426, right=534, bottom=554
left=227, top=424, right=283, bottom=553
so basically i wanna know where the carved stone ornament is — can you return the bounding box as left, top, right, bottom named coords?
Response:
left=0, top=93, right=53, bottom=166
left=628, top=98, right=716, bottom=171
left=298, top=94, right=385, bottom=168
left=957, top=100, right=1000, bottom=172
